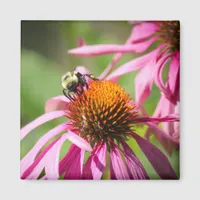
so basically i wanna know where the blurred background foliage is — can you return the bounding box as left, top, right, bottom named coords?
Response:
left=21, top=21, right=179, bottom=179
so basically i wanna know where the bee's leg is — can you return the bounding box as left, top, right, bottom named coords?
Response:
left=63, top=89, right=74, bottom=101
left=85, top=74, right=99, bottom=81
left=63, top=89, right=69, bottom=98
left=75, top=89, right=81, bottom=95
left=68, top=91, right=75, bottom=101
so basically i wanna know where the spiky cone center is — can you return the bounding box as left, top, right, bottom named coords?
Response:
left=156, top=21, right=180, bottom=52
left=66, top=80, right=138, bottom=148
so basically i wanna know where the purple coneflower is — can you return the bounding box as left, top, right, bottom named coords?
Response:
left=68, top=21, right=180, bottom=154
left=21, top=66, right=179, bottom=180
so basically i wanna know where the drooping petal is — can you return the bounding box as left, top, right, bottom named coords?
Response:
left=167, top=51, right=180, bottom=103
left=68, top=37, right=158, bottom=57
left=122, top=142, right=149, bottom=179
left=154, top=53, right=173, bottom=91
left=145, top=121, right=179, bottom=155
left=131, top=132, right=178, bottom=179
left=130, top=22, right=160, bottom=42
left=106, top=45, right=164, bottom=81
left=83, top=143, right=107, bottom=180
left=173, top=102, right=180, bottom=142
left=20, top=110, right=66, bottom=140
left=25, top=158, right=45, bottom=180
left=24, top=135, right=67, bottom=180
left=134, top=57, right=156, bottom=104
left=154, top=53, right=177, bottom=103
left=141, top=96, right=179, bottom=155
left=153, top=95, right=179, bottom=132
left=110, top=145, right=130, bottom=180
left=45, top=96, right=69, bottom=113
left=20, top=122, right=70, bottom=175
left=156, top=95, right=176, bottom=136
left=67, top=131, right=92, bottom=152
left=63, top=147, right=85, bottom=180
left=59, top=145, right=79, bottom=175
left=21, top=137, right=61, bottom=179
left=44, top=134, right=68, bottom=180
left=152, top=95, right=180, bottom=154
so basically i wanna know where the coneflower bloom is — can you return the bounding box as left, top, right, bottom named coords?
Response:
left=68, top=21, right=180, bottom=154
left=21, top=66, right=179, bottom=180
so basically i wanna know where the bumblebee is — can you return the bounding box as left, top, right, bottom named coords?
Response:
left=61, top=71, right=98, bottom=100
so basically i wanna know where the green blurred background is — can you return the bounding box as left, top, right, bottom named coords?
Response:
left=21, top=21, right=179, bottom=179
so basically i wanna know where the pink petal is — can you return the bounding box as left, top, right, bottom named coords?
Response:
left=59, top=144, right=80, bottom=175
left=83, top=143, right=107, bottom=180
left=68, top=37, right=158, bottom=57
left=24, top=135, right=67, bottom=180
left=67, top=131, right=92, bottom=152
left=131, top=132, right=178, bottom=179
left=25, top=158, right=45, bottom=180
left=106, top=45, right=164, bottom=81
left=130, top=22, right=160, bottom=42
left=40, top=175, right=47, bottom=180
left=132, top=36, right=159, bottom=52
left=135, top=57, right=157, bottom=104
left=153, top=94, right=179, bottom=136
left=156, top=46, right=171, bottom=62
left=122, top=142, right=149, bottom=179
left=156, top=95, right=176, bottom=135
left=64, top=148, right=85, bottom=179
left=75, top=66, right=91, bottom=74
left=45, top=96, right=69, bottom=113
left=21, top=137, right=61, bottom=179
left=154, top=53, right=173, bottom=89
left=20, top=122, right=70, bottom=176
left=44, top=135, right=68, bottom=180
left=98, top=27, right=158, bottom=80
left=167, top=51, right=180, bottom=103
left=110, top=145, right=130, bottom=180
left=173, top=103, right=180, bottom=141
left=133, top=115, right=179, bottom=123
left=145, top=121, right=179, bottom=155
left=140, top=97, right=179, bottom=155
left=152, top=95, right=180, bottom=154
left=154, top=53, right=176, bottom=103
left=172, top=123, right=180, bottom=142
left=20, top=110, right=66, bottom=140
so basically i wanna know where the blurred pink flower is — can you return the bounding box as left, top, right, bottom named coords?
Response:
left=21, top=66, right=179, bottom=180
left=68, top=21, right=180, bottom=105
left=68, top=21, right=180, bottom=154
